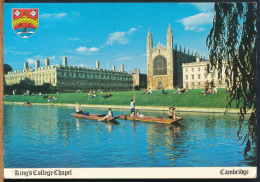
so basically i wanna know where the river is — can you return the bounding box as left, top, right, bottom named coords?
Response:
left=4, top=104, right=256, bottom=168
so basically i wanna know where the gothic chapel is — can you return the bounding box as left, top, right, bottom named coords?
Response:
left=147, top=24, right=200, bottom=90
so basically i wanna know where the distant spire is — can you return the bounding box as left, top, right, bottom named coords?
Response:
left=175, top=44, right=177, bottom=50
left=184, top=46, right=186, bottom=53
left=179, top=45, right=182, bottom=52
left=188, top=49, right=190, bottom=55
left=167, top=23, right=172, bottom=34
left=148, top=28, right=151, bottom=37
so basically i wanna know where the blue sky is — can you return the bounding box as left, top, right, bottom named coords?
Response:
left=4, top=3, right=214, bottom=73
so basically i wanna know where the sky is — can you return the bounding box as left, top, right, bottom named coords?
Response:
left=4, top=3, right=214, bottom=73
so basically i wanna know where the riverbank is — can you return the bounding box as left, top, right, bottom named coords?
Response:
left=4, top=101, right=241, bottom=114
left=4, top=89, right=242, bottom=113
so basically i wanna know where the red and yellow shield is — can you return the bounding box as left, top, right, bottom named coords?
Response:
left=12, top=9, right=38, bottom=38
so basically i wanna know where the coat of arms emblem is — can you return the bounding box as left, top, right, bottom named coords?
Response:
left=12, top=9, right=38, bottom=38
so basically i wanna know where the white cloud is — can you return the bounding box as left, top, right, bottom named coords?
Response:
left=40, top=13, right=67, bottom=19
left=190, top=3, right=214, bottom=13
left=76, top=46, right=99, bottom=53
left=117, top=56, right=131, bottom=61
left=68, top=37, right=81, bottom=41
left=76, top=46, right=88, bottom=52
left=178, top=12, right=213, bottom=32
left=26, top=55, right=57, bottom=67
left=88, top=47, right=99, bottom=52
left=104, top=26, right=141, bottom=46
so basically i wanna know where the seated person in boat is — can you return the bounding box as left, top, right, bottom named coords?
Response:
left=76, top=103, right=85, bottom=114
left=168, top=107, right=177, bottom=119
left=24, top=102, right=31, bottom=106
left=130, top=111, right=136, bottom=117
left=136, top=110, right=144, bottom=117
left=99, top=108, right=113, bottom=121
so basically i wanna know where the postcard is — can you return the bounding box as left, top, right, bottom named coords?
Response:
left=1, top=1, right=257, bottom=180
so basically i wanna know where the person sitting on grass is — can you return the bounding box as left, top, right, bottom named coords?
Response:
left=168, top=107, right=178, bottom=120
left=88, top=90, right=92, bottom=95
left=224, top=86, right=230, bottom=93
left=148, top=88, right=152, bottom=94
left=108, top=93, right=113, bottom=97
left=162, top=89, right=168, bottom=95
left=174, top=87, right=181, bottom=95
left=136, top=110, right=144, bottom=117
left=185, top=86, right=189, bottom=92
left=180, top=87, right=185, bottom=93
left=212, top=86, right=217, bottom=94
left=102, top=93, right=108, bottom=99
left=202, top=86, right=211, bottom=96
left=89, top=93, right=97, bottom=99
left=98, top=108, right=113, bottom=121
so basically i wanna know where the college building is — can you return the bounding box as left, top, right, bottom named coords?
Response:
left=146, top=24, right=227, bottom=90
left=182, top=58, right=228, bottom=89
left=5, top=57, right=136, bottom=92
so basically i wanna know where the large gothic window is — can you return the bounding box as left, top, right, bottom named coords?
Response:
left=154, top=56, right=167, bottom=75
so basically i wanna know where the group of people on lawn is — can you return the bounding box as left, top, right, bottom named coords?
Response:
left=201, top=80, right=218, bottom=96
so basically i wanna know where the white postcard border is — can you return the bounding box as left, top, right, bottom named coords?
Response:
left=4, top=167, right=257, bottom=179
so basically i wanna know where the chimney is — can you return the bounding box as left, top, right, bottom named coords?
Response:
left=96, top=60, right=100, bottom=69
left=112, top=66, right=115, bottom=71
left=196, top=57, right=200, bottom=63
left=121, top=64, right=124, bottom=72
left=45, top=58, right=50, bottom=67
left=137, top=69, right=140, bottom=74
left=24, top=62, right=29, bottom=70
left=63, top=57, right=67, bottom=66
left=35, top=60, right=40, bottom=69
left=128, top=70, right=131, bottom=74
left=133, top=68, right=137, bottom=74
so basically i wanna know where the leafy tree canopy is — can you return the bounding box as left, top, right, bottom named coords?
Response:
left=206, top=2, right=256, bottom=158
left=4, top=64, right=12, bottom=74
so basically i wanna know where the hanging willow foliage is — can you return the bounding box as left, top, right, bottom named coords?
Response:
left=206, top=2, right=257, bottom=159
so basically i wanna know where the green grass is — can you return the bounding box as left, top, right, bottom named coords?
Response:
left=4, top=88, right=236, bottom=108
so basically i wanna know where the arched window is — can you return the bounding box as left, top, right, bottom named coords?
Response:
left=154, top=56, right=167, bottom=75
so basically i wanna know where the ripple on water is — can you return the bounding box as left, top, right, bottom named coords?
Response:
left=3, top=104, right=257, bottom=168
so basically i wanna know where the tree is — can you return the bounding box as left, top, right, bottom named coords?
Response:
left=206, top=3, right=256, bottom=158
left=4, top=64, right=12, bottom=74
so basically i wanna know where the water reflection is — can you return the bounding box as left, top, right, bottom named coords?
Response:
left=4, top=104, right=256, bottom=168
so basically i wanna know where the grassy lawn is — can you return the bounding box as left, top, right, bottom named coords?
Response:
left=4, top=88, right=236, bottom=108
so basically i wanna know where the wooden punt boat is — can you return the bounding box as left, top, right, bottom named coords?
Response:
left=71, top=113, right=119, bottom=124
left=119, top=115, right=182, bottom=124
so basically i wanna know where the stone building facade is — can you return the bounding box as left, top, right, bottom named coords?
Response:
left=133, top=68, right=147, bottom=90
left=182, top=58, right=227, bottom=89
left=147, top=24, right=203, bottom=90
left=5, top=57, right=133, bottom=92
